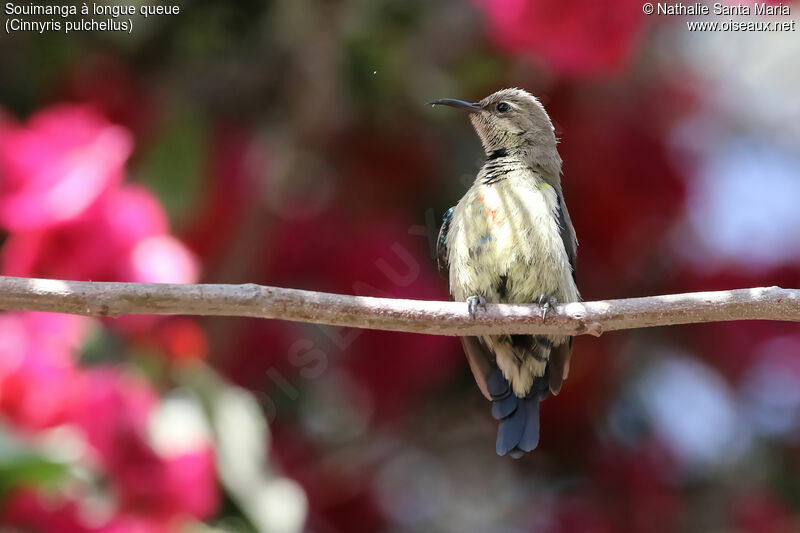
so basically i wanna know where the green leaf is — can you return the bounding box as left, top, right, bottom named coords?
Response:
left=0, top=424, right=69, bottom=494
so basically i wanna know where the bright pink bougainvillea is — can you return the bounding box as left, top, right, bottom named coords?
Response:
left=0, top=106, right=131, bottom=230
left=475, top=0, right=646, bottom=77
left=0, top=104, right=214, bottom=532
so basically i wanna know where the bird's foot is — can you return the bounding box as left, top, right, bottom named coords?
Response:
left=467, top=295, right=487, bottom=319
left=537, top=294, right=558, bottom=321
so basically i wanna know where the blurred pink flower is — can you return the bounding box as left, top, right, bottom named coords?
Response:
left=2, top=489, right=200, bottom=533
left=101, top=515, right=178, bottom=533
left=0, top=103, right=198, bottom=285
left=151, top=318, right=209, bottom=361
left=127, top=235, right=199, bottom=284
left=66, top=369, right=157, bottom=461
left=475, top=0, right=646, bottom=77
left=0, top=101, right=213, bottom=530
left=0, top=105, right=131, bottom=231
left=0, top=312, right=91, bottom=431
left=66, top=369, right=218, bottom=522
left=1, top=184, right=198, bottom=284
left=1, top=490, right=87, bottom=533
left=0, top=361, right=216, bottom=532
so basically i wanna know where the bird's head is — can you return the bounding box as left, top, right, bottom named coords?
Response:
left=430, top=88, right=557, bottom=156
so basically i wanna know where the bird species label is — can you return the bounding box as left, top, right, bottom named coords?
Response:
left=3, top=2, right=181, bottom=34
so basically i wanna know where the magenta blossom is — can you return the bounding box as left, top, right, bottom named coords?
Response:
left=0, top=103, right=198, bottom=285
left=1, top=184, right=198, bottom=284
left=475, top=0, right=646, bottom=77
left=0, top=312, right=91, bottom=431
left=66, top=369, right=218, bottom=523
left=0, top=105, right=131, bottom=231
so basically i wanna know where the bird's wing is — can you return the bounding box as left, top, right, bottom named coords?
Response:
left=549, top=340, right=572, bottom=395
left=436, top=207, right=454, bottom=279
left=556, top=195, right=577, bottom=280
left=437, top=206, right=493, bottom=401
left=549, top=195, right=577, bottom=394
left=461, top=337, right=493, bottom=401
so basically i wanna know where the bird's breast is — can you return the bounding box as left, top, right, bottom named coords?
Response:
left=447, top=176, right=576, bottom=304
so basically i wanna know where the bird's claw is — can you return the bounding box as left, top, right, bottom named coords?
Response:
left=537, top=294, right=558, bottom=321
left=467, top=295, right=487, bottom=318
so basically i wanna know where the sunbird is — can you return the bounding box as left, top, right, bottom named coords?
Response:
left=432, top=88, right=579, bottom=458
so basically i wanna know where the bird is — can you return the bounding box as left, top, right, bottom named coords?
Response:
left=431, top=88, right=579, bottom=458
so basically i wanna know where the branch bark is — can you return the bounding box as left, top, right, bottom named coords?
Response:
left=0, top=276, right=796, bottom=336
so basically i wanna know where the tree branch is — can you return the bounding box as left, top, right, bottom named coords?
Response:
left=0, top=276, right=796, bottom=336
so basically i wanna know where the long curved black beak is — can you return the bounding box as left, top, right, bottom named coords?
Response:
left=428, top=99, right=482, bottom=113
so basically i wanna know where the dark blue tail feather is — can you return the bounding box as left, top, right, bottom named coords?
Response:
left=488, top=369, right=516, bottom=419
left=487, top=367, right=548, bottom=458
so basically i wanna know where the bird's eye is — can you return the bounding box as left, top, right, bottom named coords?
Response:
left=496, top=102, right=510, bottom=113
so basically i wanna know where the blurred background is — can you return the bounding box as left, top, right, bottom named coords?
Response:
left=1, top=0, right=800, bottom=531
